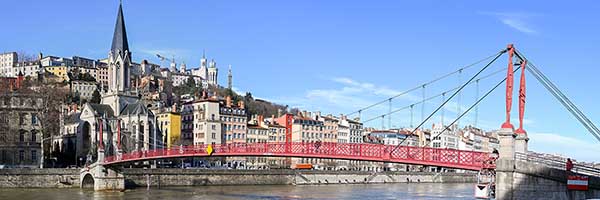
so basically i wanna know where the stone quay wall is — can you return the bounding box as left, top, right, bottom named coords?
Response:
left=122, top=169, right=475, bottom=188
left=496, top=159, right=600, bottom=200
left=0, top=168, right=80, bottom=188
left=0, top=168, right=475, bottom=188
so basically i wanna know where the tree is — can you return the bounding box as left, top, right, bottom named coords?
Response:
left=17, top=51, right=37, bottom=62
left=67, top=91, right=81, bottom=104
left=185, top=76, right=196, bottom=88
left=244, top=92, right=254, bottom=101
left=77, top=73, right=96, bottom=82
left=90, top=90, right=101, bottom=104
left=173, top=76, right=203, bottom=98
left=18, top=80, right=68, bottom=167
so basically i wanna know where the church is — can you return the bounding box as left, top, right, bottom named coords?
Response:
left=79, top=2, right=161, bottom=160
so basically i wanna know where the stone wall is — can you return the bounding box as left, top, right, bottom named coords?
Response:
left=0, top=168, right=79, bottom=188
left=122, top=169, right=475, bottom=187
left=496, top=159, right=600, bottom=200
left=0, top=168, right=476, bottom=189
left=122, top=169, right=294, bottom=188
left=294, top=171, right=475, bottom=185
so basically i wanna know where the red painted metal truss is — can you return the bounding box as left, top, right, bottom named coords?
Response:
left=104, top=142, right=494, bottom=170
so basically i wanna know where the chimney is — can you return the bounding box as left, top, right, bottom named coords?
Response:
left=271, top=115, right=275, bottom=123
left=302, top=111, right=307, bottom=118
left=258, top=115, right=264, bottom=126
left=277, top=109, right=282, bottom=118
left=316, top=111, right=321, bottom=118
left=202, top=90, right=207, bottom=99
left=340, top=114, right=346, bottom=121
left=16, top=72, right=24, bottom=89
left=226, top=96, right=232, bottom=108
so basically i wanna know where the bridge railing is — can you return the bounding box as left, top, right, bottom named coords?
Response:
left=516, top=152, right=600, bottom=177
left=104, top=142, right=494, bottom=170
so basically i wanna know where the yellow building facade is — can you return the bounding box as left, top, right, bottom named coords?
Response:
left=157, top=111, right=182, bottom=148
left=45, top=66, right=69, bottom=82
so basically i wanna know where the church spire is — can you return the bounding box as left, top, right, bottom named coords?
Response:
left=111, top=2, right=129, bottom=57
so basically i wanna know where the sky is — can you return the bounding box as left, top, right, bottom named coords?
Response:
left=2, top=0, right=600, bottom=162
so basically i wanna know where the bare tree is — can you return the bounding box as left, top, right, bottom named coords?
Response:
left=19, top=79, right=68, bottom=167
left=17, top=51, right=39, bottom=62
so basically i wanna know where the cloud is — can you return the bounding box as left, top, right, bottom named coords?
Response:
left=500, top=18, right=537, bottom=34
left=528, top=132, right=600, bottom=162
left=330, top=77, right=421, bottom=101
left=269, top=77, right=472, bottom=129
left=479, top=11, right=540, bottom=35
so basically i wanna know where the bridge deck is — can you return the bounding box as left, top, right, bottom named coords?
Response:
left=104, top=142, right=494, bottom=170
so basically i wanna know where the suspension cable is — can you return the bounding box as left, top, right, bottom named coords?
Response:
left=388, top=98, right=392, bottom=129
left=360, top=66, right=508, bottom=125
left=345, top=51, right=505, bottom=117
left=515, top=51, right=600, bottom=142
left=457, top=68, right=462, bottom=126
left=424, top=66, right=520, bottom=147
left=390, top=48, right=507, bottom=151
left=441, top=92, right=446, bottom=125
left=421, top=84, right=426, bottom=122
left=474, top=79, right=480, bottom=126
left=361, top=67, right=507, bottom=128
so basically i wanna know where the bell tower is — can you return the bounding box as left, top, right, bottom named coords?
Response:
left=108, top=1, right=131, bottom=93
left=102, top=1, right=138, bottom=114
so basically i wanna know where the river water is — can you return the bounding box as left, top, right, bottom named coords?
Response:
left=0, top=183, right=475, bottom=199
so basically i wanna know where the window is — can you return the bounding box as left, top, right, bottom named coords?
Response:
left=19, top=132, right=25, bottom=142
left=211, top=125, right=216, bottom=130
left=211, top=132, right=216, bottom=139
left=19, top=150, right=24, bottom=162
left=31, top=150, right=37, bottom=162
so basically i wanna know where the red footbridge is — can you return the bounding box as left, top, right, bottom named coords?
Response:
left=99, top=44, right=599, bottom=173
left=104, top=142, right=494, bottom=171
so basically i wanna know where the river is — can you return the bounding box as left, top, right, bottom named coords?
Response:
left=0, top=183, right=476, bottom=199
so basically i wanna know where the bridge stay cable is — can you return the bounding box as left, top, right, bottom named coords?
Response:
left=345, top=51, right=506, bottom=117
left=423, top=66, right=520, bottom=147
left=515, top=51, right=600, bottom=143
left=389, top=48, right=507, bottom=153
left=360, top=67, right=508, bottom=125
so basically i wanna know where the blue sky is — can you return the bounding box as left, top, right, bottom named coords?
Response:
left=2, top=0, right=600, bottom=161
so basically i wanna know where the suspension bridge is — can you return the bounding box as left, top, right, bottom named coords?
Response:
left=82, top=44, right=600, bottom=196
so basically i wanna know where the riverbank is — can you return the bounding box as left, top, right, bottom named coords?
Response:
left=0, top=168, right=476, bottom=188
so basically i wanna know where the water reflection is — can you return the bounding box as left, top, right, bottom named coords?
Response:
left=0, top=183, right=474, bottom=200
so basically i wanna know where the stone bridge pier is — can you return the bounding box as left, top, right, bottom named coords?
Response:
left=496, top=128, right=600, bottom=200
left=80, top=150, right=124, bottom=191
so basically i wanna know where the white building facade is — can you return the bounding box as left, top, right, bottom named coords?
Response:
left=0, top=52, right=17, bottom=77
